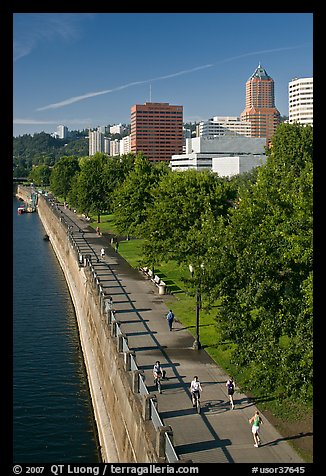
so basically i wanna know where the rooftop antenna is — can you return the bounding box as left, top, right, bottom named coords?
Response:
left=149, top=84, right=152, bottom=102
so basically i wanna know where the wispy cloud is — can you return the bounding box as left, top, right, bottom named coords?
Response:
left=36, top=64, right=214, bottom=111
left=14, top=118, right=92, bottom=125
left=13, top=13, right=95, bottom=62
left=214, top=45, right=309, bottom=65
left=35, top=44, right=309, bottom=112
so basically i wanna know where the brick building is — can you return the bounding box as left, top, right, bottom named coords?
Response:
left=130, top=102, right=183, bottom=162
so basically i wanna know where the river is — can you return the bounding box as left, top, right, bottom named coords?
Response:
left=13, top=196, right=100, bottom=463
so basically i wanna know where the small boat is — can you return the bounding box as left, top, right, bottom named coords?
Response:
left=17, top=206, right=26, bottom=214
left=43, top=234, right=49, bottom=241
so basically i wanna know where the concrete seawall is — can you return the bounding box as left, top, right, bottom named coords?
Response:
left=36, top=196, right=161, bottom=463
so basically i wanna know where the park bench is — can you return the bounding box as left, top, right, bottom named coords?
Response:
left=139, top=267, right=167, bottom=295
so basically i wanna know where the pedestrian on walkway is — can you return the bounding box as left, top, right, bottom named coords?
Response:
left=100, top=247, right=105, bottom=258
left=249, top=411, right=263, bottom=447
left=190, top=376, right=202, bottom=407
left=226, top=376, right=235, bottom=409
left=115, top=241, right=119, bottom=252
left=166, top=309, right=174, bottom=331
left=96, top=226, right=100, bottom=235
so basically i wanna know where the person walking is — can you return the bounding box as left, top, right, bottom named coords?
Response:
left=226, top=376, right=235, bottom=409
left=249, top=411, right=263, bottom=447
left=190, top=376, right=202, bottom=407
left=100, top=247, right=105, bottom=258
left=166, top=309, right=174, bottom=331
left=153, top=361, right=163, bottom=393
left=115, top=241, right=119, bottom=253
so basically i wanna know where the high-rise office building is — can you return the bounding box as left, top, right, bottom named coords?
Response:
left=288, top=77, right=313, bottom=127
left=130, top=102, right=183, bottom=162
left=240, top=64, right=280, bottom=144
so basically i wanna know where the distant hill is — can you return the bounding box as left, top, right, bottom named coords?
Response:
left=13, top=131, right=89, bottom=177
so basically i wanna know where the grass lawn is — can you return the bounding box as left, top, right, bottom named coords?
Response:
left=94, top=214, right=119, bottom=234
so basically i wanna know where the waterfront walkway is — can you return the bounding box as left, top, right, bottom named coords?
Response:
left=55, top=203, right=306, bottom=464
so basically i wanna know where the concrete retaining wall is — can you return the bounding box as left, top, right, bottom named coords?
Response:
left=36, top=196, right=160, bottom=463
left=16, top=184, right=32, bottom=202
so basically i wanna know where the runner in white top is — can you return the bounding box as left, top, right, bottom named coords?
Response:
left=190, top=376, right=202, bottom=406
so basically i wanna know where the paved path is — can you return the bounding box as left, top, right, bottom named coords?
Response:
left=56, top=204, right=305, bottom=464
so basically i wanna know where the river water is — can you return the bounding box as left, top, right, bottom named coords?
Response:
left=13, top=196, right=100, bottom=463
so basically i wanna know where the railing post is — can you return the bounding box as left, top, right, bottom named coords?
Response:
left=143, top=394, right=157, bottom=421
left=99, top=292, right=105, bottom=314
left=111, top=320, right=117, bottom=337
left=103, top=297, right=112, bottom=324
left=117, top=332, right=127, bottom=353
left=84, top=254, right=91, bottom=267
left=132, top=370, right=144, bottom=393
left=124, top=350, right=135, bottom=371
left=156, top=426, right=173, bottom=459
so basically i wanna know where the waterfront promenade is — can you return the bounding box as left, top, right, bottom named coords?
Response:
left=54, top=203, right=306, bottom=464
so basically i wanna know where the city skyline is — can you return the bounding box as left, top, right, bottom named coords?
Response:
left=13, top=13, right=313, bottom=137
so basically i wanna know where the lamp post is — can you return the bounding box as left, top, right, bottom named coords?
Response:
left=189, top=264, right=201, bottom=350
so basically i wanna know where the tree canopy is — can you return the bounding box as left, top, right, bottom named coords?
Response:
left=204, top=123, right=313, bottom=399
left=49, top=156, right=80, bottom=202
left=142, top=168, right=236, bottom=267
left=112, top=154, right=170, bottom=237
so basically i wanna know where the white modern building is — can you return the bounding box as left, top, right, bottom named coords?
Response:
left=170, top=136, right=266, bottom=177
left=104, top=137, right=110, bottom=154
left=198, top=116, right=252, bottom=137
left=212, top=155, right=266, bottom=177
left=56, top=124, right=68, bottom=139
left=89, top=129, right=104, bottom=155
left=110, top=123, right=124, bottom=135
left=110, top=139, right=120, bottom=156
left=288, top=77, right=313, bottom=126
left=119, top=135, right=131, bottom=155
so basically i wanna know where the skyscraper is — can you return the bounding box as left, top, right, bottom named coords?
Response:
left=130, top=102, right=183, bottom=162
left=240, top=64, right=280, bottom=144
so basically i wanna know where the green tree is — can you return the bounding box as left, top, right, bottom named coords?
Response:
left=112, top=154, right=169, bottom=237
left=66, top=172, right=80, bottom=209
left=102, top=153, right=136, bottom=214
left=142, top=169, right=236, bottom=267
left=49, top=156, right=80, bottom=201
left=28, top=164, right=51, bottom=186
left=77, top=153, right=110, bottom=222
left=207, top=123, right=313, bottom=399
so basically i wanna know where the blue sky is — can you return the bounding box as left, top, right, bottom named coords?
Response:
left=13, top=12, right=313, bottom=137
